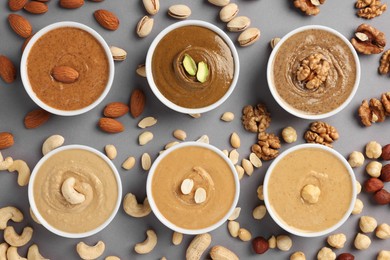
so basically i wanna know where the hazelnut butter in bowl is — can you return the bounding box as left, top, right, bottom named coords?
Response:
left=21, top=22, right=114, bottom=116
left=267, top=25, right=360, bottom=119
left=28, top=145, right=122, bottom=238
left=146, top=142, right=240, bottom=234
left=263, top=144, right=356, bottom=237
left=145, top=20, right=240, bottom=114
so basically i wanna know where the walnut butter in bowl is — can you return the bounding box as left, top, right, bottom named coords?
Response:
left=267, top=25, right=360, bottom=119
left=28, top=145, right=122, bottom=238
left=21, top=22, right=114, bottom=116
left=263, top=144, right=356, bottom=237
left=146, top=142, right=240, bottom=235
left=145, top=20, right=240, bottom=114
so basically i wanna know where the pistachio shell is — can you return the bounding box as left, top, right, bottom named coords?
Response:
left=237, top=27, right=260, bottom=47
left=136, top=16, right=154, bottom=38
left=143, top=0, right=159, bottom=15
left=270, top=37, right=281, bottom=49
left=227, top=16, right=251, bottom=32
left=110, top=46, right=127, bottom=61
left=136, top=64, right=146, bottom=77
left=219, top=3, right=239, bottom=22
left=208, top=0, right=230, bottom=7
left=168, top=4, right=191, bottom=19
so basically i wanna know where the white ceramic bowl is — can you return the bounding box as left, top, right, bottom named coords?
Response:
left=146, top=142, right=240, bottom=235
left=263, top=144, right=356, bottom=237
left=20, top=21, right=115, bottom=116
left=145, top=20, right=240, bottom=114
left=267, top=25, right=360, bottom=120
left=28, top=145, right=122, bottom=238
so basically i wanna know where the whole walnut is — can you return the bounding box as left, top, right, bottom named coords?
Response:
left=304, top=121, right=339, bottom=147
left=242, top=104, right=271, bottom=133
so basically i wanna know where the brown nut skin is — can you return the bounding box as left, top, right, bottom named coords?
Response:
left=380, top=164, right=390, bottom=182
left=381, top=144, right=390, bottom=160
left=252, top=236, right=269, bottom=254
left=364, top=178, right=384, bottom=193
left=373, top=189, right=390, bottom=205
left=336, top=253, right=355, bottom=260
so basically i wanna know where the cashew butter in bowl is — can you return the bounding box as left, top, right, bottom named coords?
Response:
left=263, top=144, right=356, bottom=237
left=28, top=145, right=122, bottom=238
left=146, top=142, right=240, bottom=235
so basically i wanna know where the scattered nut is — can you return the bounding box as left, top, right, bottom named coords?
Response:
left=230, top=132, right=241, bottom=148
left=139, top=131, right=153, bottom=145
left=354, top=233, right=371, bottom=250
left=249, top=152, right=262, bottom=168
left=136, top=16, right=154, bottom=38
left=238, top=228, right=252, bottom=241
left=356, top=0, right=387, bottom=19
left=242, top=104, right=270, bottom=133
left=237, top=27, right=260, bottom=47
left=228, top=207, right=241, bottom=221
left=336, top=253, right=355, bottom=260
left=276, top=235, right=292, bottom=251
left=356, top=180, right=362, bottom=194
left=282, top=126, right=297, bottom=143
left=208, top=0, right=230, bottom=7
left=110, top=46, right=127, bottom=61
left=381, top=144, right=390, bottom=160
left=189, top=113, right=201, bottom=119
left=77, top=241, right=105, bottom=260
left=373, top=188, right=390, bottom=204
left=135, top=229, right=157, bottom=254
left=173, top=129, right=187, bottom=141
left=4, top=226, right=33, bottom=247
left=165, top=141, right=179, bottom=150
left=138, top=117, right=157, bottom=128
left=252, top=132, right=281, bottom=160
left=252, top=236, right=269, bottom=254
left=252, top=205, right=267, bottom=220
left=290, top=251, right=306, bottom=260
left=242, top=158, right=254, bottom=176
left=0, top=206, right=23, bottom=230
left=270, top=37, right=281, bottom=49
left=196, top=135, right=209, bottom=144
left=327, top=233, right=347, bottom=249
left=0, top=243, right=8, bottom=260
left=141, top=153, right=152, bottom=171
left=136, top=64, right=146, bottom=78
left=172, top=231, right=183, bottom=245
left=378, top=250, right=390, bottom=260
left=257, top=185, right=264, bottom=200
left=143, top=0, right=159, bottom=15
left=8, top=160, right=31, bottom=186
left=366, top=141, right=382, bottom=158
left=364, top=178, right=384, bottom=193
left=317, top=247, right=336, bottom=260
left=376, top=223, right=390, bottom=239
left=294, top=0, right=325, bottom=15
left=42, top=134, right=64, bottom=155
left=381, top=164, right=390, bottom=182
left=268, top=235, right=276, bottom=249
left=229, top=149, right=239, bottom=165
left=29, top=207, right=40, bottom=225
left=6, top=246, right=26, bottom=260
left=0, top=154, right=13, bottom=171
left=27, top=244, right=48, bottom=260
left=351, top=24, right=386, bottom=54
left=366, top=161, right=383, bottom=178
left=352, top=198, right=364, bottom=215
left=227, top=220, right=240, bottom=238
left=104, top=144, right=117, bottom=160
left=122, top=156, right=136, bottom=170
left=221, top=112, right=235, bottom=122
left=209, top=246, right=239, bottom=260
left=348, top=151, right=365, bottom=168
left=123, top=193, right=151, bottom=218
left=235, top=165, right=244, bottom=180
left=186, top=233, right=211, bottom=260
left=168, top=4, right=191, bottom=19
left=304, top=121, right=339, bottom=147
left=379, top=50, right=390, bottom=75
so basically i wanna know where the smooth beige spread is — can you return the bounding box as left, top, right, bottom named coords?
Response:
left=152, top=146, right=236, bottom=230
left=273, top=29, right=357, bottom=115
left=27, top=27, right=109, bottom=111
left=152, top=25, right=234, bottom=108
left=267, top=148, right=353, bottom=233
left=33, top=149, right=118, bottom=233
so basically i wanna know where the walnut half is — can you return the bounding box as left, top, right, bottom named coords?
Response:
left=241, top=104, right=271, bottom=133
left=359, top=98, right=387, bottom=126
left=356, top=0, right=387, bottom=19
left=304, top=121, right=339, bottom=147
left=293, top=0, right=326, bottom=16
left=379, top=50, right=390, bottom=75
left=351, top=23, right=386, bottom=55
left=296, top=53, right=330, bottom=90
left=251, top=132, right=281, bottom=161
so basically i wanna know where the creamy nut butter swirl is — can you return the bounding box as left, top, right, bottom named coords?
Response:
left=152, top=26, right=234, bottom=108
left=267, top=148, right=353, bottom=233
left=33, top=149, right=118, bottom=233
left=27, top=27, right=109, bottom=111
left=152, top=146, right=236, bottom=229
left=273, top=29, right=357, bottom=114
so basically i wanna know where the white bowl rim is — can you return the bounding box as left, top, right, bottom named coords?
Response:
left=145, top=20, right=240, bottom=114
left=266, top=24, right=361, bottom=120
left=28, top=144, right=123, bottom=238
left=20, top=21, right=115, bottom=116
left=263, top=143, right=357, bottom=237
left=146, top=141, right=240, bottom=235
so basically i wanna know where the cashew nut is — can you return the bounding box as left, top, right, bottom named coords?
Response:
left=0, top=243, right=9, bottom=260
left=61, top=177, right=86, bottom=205
left=134, top=229, right=157, bottom=254
left=29, top=208, right=40, bottom=225
left=186, top=233, right=212, bottom=260
left=42, top=135, right=64, bottom=156
left=8, top=160, right=30, bottom=186
left=7, top=246, right=27, bottom=260
left=0, top=206, right=23, bottom=230
left=27, top=244, right=48, bottom=260
left=76, top=241, right=105, bottom=260
left=0, top=152, right=13, bottom=171
left=123, top=193, right=151, bottom=218
left=4, top=226, right=33, bottom=247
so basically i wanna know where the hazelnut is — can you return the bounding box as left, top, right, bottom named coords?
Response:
left=366, top=161, right=383, bottom=178
left=364, top=178, right=384, bottom=193
left=252, top=236, right=269, bottom=254
left=359, top=216, right=378, bottom=233
left=290, top=251, right=306, bottom=260
left=354, top=233, right=371, bottom=250
left=373, top=189, right=390, bottom=205
left=380, top=164, right=390, bottom=182
left=276, top=235, right=292, bottom=251
left=381, top=144, right=390, bottom=160
left=365, top=141, right=382, bottom=159
left=376, top=223, right=390, bottom=239
left=317, top=247, right=336, bottom=260
left=268, top=235, right=276, bottom=249
left=348, top=151, right=365, bottom=168
left=356, top=181, right=362, bottom=194
left=301, top=184, right=321, bottom=204
left=282, top=126, right=297, bottom=143
left=327, top=233, right=346, bottom=249
left=377, top=250, right=390, bottom=260
left=336, top=253, right=355, bottom=260
left=352, top=199, right=364, bottom=215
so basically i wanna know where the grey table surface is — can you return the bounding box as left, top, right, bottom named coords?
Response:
left=1, top=0, right=390, bottom=259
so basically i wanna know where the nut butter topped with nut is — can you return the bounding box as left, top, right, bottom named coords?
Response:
left=272, top=28, right=357, bottom=115
left=27, top=27, right=109, bottom=111
left=151, top=25, right=234, bottom=109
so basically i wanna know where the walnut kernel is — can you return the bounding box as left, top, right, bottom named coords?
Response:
left=365, top=141, right=382, bottom=158
left=379, top=50, right=390, bottom=75
left=296, top=53, right=330, bottom=90
left=268, top=235, right=276, bottom=249
left=359, top=98, right=386, bottom=126
left=351, top=24, right=386, bottom=54
left=293, top=0, right=325, bottom=15
left=304, top=121, right=339, bottom=147
left=252, top=132, right=281, bottom=161
left=327, top=233, right=346, bottom=249
left=366, top=161, right=382, bottom=177
left=242, top=104, right=271, bottom=133
left=356, top=0, right=387, bottom=19
left=282, top=126, right=297, bottom=143
left=348, top=151, right=365, bottom=168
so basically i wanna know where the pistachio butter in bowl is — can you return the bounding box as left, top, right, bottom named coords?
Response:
left=267, top=25, right=360, bottom=119
left=145, top=20, right=240, bottom=114
left=263, top=144, right=356, bottom=237
left=28, top=145, right=122, bottom=238
left=146, top=142, right=240, bottom=235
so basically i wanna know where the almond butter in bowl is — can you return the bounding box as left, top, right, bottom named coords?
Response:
left=20, top=22, right=114, bottom=116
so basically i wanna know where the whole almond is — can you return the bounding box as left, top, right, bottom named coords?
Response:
left=8, top=14, right=32, bottom=38
left=103, top=102, right=129, bottom=118
left=51, top=66, right=79, bottom=83
left=98, top=118, right=124, bottom=133
left=0, top=132, right=15, bottom=150
left=8, top=0, right=27, bottom=11
left=373, top=189, right=390, bottom=205
left=94, top=9, right=119, bottom=31
left=24, top=108, right=51, bottom=129
left=364, top=178, right=384, bottom=193
left=59, top=0, right=84, bottom=9
left=130, top=88, right=145, bottom=118
left=24, top=1, right=48, bottom=14
left=0, top=55, right=17, bottom=83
